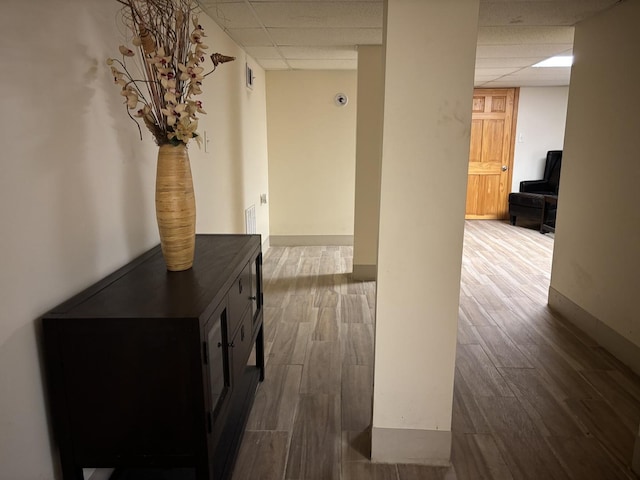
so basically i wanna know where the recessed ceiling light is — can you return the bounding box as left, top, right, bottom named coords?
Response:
left=532, top=55, right=573, bottom=68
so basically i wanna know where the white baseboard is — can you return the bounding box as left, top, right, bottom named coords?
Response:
left=548, top=287, right=640, bottom=474
left=269, top=235, right=354, bottom=246
left=371, top=426, right=452, bottom=465
left=548, top=287, right=640, bottom=376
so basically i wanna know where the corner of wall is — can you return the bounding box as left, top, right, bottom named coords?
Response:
left=352, top=264, right=377, bottom=281
left=261, top=235, right=270, bottom=252
left=548, top=286, right=640, bottom=376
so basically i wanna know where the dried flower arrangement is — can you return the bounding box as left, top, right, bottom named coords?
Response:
left=107, top=0, right=234, bottom=146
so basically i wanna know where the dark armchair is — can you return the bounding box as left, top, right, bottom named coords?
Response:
left=508, top=150, right=562, bottom=232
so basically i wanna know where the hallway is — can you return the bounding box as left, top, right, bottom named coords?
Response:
left=232, top=220, right=640, bottom=479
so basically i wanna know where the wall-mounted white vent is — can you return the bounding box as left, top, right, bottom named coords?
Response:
left=245, top=205, right=256, bottom=234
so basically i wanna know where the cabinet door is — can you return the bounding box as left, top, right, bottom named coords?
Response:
left=251, top=253, right=262, bottom=331
left=231, top=311, right=253, bottom=385
left=49, top=318, right=200, bottom=463
left=228, top=263, right=252, bottom=338
left=206, top=308, right=230, bottom=420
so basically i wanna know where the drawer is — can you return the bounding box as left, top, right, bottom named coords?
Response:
left=230, top=309, right=253, bottom=384
left=228, top=261, right=252, bottom=337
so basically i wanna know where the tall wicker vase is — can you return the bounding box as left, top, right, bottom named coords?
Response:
left=155, top=143, right=196, bottom=271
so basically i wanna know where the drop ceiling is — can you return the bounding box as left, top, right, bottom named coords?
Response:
left=198, top=0, right=621, bottom=87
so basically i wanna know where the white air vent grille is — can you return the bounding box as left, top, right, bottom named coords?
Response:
left=245, top=205, right=256, bottom=234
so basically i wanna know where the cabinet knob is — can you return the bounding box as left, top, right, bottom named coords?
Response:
left=228, top=341, right=235, bottom=348
left=249, top=296, right=257, bottom=301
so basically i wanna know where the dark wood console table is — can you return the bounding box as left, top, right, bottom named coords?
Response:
left=43, top=235, right=264, bottom=480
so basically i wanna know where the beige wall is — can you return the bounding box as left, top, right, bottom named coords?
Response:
left=372, top=0, right=479, bottom=464
left=512, top=87, right=569, bottom=191
left=550, top=0, right=640, bottom=348
left=196, top=15, right=270, bottom=236
left=0, top=1, right=269, bottom=478
left=266, top=70, right=357, bottom=238
left=352, top=46, right=384, bottom=278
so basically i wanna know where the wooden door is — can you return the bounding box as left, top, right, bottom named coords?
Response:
left=465, top=88, right=518, bottom=219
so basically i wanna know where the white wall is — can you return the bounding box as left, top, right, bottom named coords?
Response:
left=195, top=15, right=270, bottom=237
left=372, top=0, right=478, bottom=464
left=266, top=70, right=357, bottom=239
left=352, top=46, right=384, bottom=277
left=0, top=1, right=269, bottom=478
left=550, top=0, right=640, bottom=347
left=511, top=87, right=569, bottom=191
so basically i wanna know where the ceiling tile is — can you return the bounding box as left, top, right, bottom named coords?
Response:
left=269, top=27, right=382, bottom=46
left=478, top=1, right=619, bottom=27
left=205, top=3, right=261, bottom=28
left=490, top=66, right=572, bottom=87
left=476, top=81, right=514, bottom=87
left=250, top=0, right=382, bottom=2
left=280, top=46, right=357, bottom=59
left=199, top=0, right=617, bottom=80
left=482, top=78, right=570, bottom=87
left=477, top=26, right=574, bottom=45
left=200, top=0, right=244, bottom=5
left=199, top=0, right=243, bottom=8
left=226, top=28, right=273, bottom=46
left=476, top=43, right=572, bottom=58
left=256, top=58, right=290, bottom=69
left=507, top=66, right=572, bottom=78
left=287, top=58, right=357, bottom=70
left=475, top=57, right=550, bottom=68
left=245, top=46, right=283, bottom=59
left=475, top=67, right=522, bottom=76
left=253, top=2, right=383, bottom=28
left=475, top=74, right=503, bottom=80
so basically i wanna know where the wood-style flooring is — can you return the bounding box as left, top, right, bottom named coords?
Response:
left=232, top=220, right=640, bottom=480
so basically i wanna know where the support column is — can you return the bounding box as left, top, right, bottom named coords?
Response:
left=372, top=0, right=479, bottom=465
left=352, top=46, right=385, bottom=281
